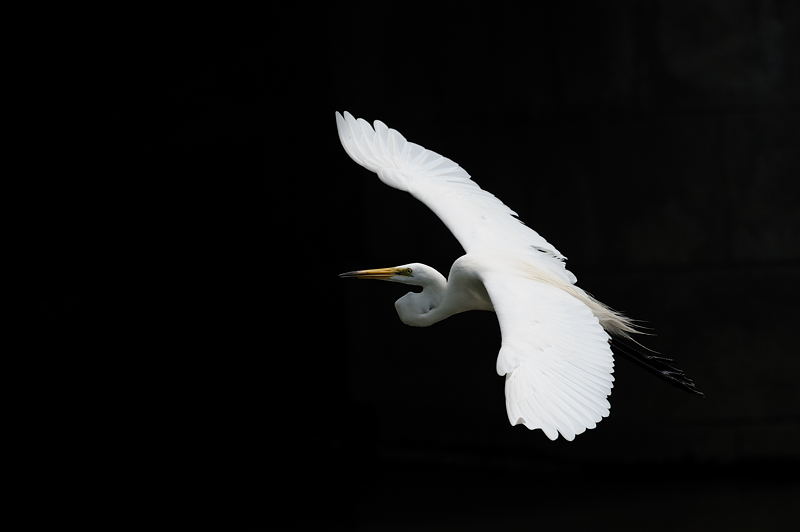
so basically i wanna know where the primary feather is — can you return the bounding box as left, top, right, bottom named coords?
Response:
left=336, top=111, right=643, bottom=440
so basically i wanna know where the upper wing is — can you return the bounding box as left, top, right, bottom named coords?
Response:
left=335, top=111, right=576, bottom=284
left=483, top=271, right=614, bottom=441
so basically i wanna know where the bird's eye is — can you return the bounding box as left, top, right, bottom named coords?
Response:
left=403, top=268, right=413, bottom=275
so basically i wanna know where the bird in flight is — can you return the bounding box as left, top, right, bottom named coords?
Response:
left=336, top=111, right=703, bottom=441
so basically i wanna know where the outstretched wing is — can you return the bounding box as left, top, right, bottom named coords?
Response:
left=335, top=111, right=576, bottom=284
left=483, top=271, right=614, bottom=441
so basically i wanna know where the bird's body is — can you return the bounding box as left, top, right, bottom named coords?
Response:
left=336, top=111, right=701, bottom=441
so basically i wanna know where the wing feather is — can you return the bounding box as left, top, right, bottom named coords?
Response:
left=483, top=272, right=614, bottom=441
left=335, top=112, right=577, bottom=284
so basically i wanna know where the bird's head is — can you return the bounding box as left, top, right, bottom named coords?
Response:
left=339, top=263, right=449, bottom=327
left=338, top=263, right=433, bottom=286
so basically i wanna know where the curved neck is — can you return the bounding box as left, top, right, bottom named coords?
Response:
left=394, top=272, right=453, bottom=327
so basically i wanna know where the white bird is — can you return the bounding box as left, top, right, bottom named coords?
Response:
left=336, top=111, right=702, bottom=441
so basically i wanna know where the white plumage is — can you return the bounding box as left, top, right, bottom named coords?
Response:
left=336, top=111, right=641, bottom=441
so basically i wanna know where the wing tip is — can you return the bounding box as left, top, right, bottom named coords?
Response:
left=512, top=416, right=582, bottom=442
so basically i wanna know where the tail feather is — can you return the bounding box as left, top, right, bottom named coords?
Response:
left=611, top=336, right=705, bottom=397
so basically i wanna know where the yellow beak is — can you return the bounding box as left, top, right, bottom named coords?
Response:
left=338, top=267, right=409, bottom=280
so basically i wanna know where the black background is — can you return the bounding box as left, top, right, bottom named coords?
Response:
left=28, top=1, right=799, bottom=529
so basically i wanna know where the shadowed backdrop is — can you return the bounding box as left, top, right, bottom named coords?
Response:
left=29, top=1, right=799, bottom=529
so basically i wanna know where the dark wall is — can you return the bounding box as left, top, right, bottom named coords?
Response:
left=29, top=1, right=799, bottom=529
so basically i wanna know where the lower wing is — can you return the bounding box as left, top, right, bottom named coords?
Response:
left=483, top=272, right=614, bottom=441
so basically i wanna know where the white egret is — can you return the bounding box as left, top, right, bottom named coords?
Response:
left=336, top=111, right=702, bottom=441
